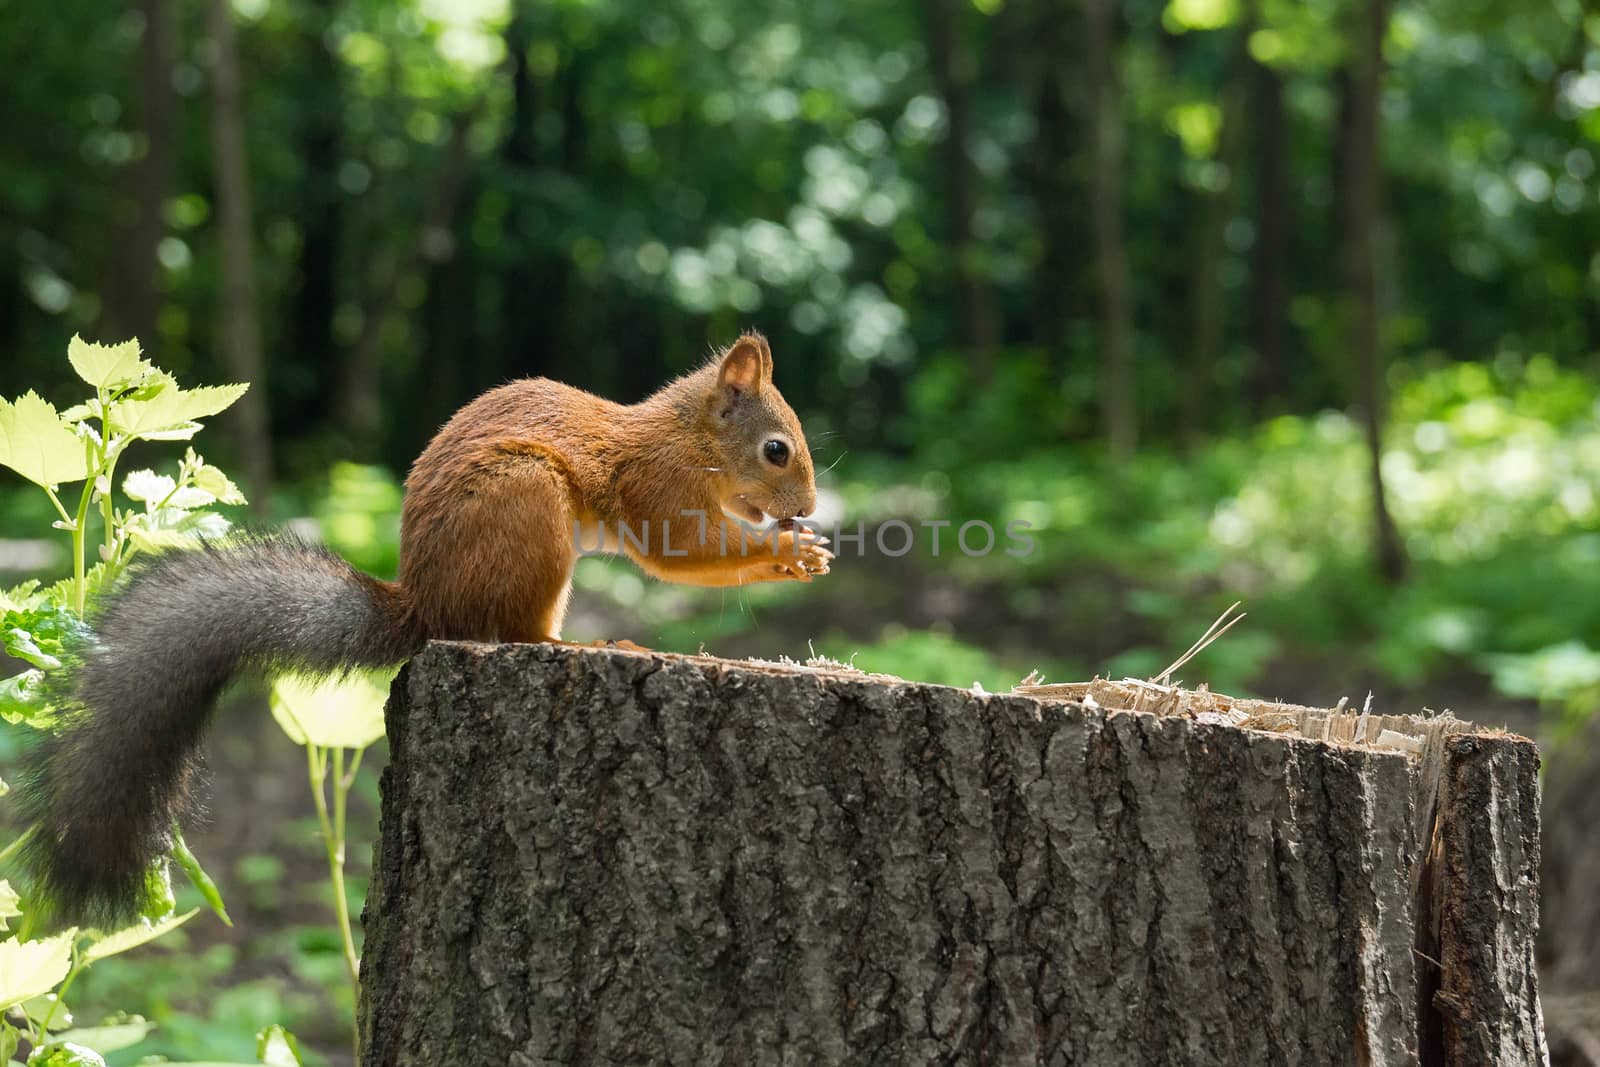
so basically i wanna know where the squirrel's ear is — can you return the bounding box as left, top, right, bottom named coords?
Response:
left=754, top=332, right=774, bottom=380
left=716, top=337, right=765, bottom=404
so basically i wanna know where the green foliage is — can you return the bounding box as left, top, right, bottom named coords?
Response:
left=256, top=1024, right=305, bottom=1067
left=0, top=393, right=91, bottom=491
left=1, top=0, right=1597, bottom=1052
left=0, top=338, right=307, bottom=1063
left=311, top=464, right=403, bottom=580
left=829, top=629, right=1065, bottom=693
left=26, top=1041, right=107, bottom=1066
left=1, top=0, right=1596, bottom=473
left=268, top=673, right=392, bottom=1058
left=861, top=357, right=1600, bottom=712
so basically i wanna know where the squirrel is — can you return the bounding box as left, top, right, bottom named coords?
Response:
left=21, top=331, right=831, bottom=920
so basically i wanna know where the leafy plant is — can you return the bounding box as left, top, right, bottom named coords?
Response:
left=269, top=672, right=391, bottom=1060
left=0, top=336, right=306, bottom=1063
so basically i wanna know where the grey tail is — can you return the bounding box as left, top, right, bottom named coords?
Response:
left=19, top=535, right=425, bottom=922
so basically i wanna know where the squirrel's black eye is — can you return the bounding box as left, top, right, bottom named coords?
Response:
left=763, top=439, right=790, bottom=468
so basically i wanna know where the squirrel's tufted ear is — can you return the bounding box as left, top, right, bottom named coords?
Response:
left=753, top=332, right=774, bottom=380
left=716, top=336, right=766, bottom=402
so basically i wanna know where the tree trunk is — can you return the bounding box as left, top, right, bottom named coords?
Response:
left=1021, top=0, right=1084, bottom=352
left=1179, top=31, right=1249, bottom=445
left=1537, top=712, right=1600, bottom=1065
left=206, top=0, right=273, bottom=507
left=495, top=5, right=561, bottom=387
left=360, top=642, right=1547, bottom=1065
left=101, top=0, right=176, bottom=347
left=285, top=0, right=343, bottom=434
left=335, top=109, right=477, bottom=453
left=923, top=0, right=1000, bottom=367
left=1340, top=0, right=1406, bottom=583
left=1249, top=52, right=1291, bottom=416
left=1081, top=0, right=1136, bottom=459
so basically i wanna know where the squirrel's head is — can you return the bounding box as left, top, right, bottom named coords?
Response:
left=701, top=333, right=817, bottom=525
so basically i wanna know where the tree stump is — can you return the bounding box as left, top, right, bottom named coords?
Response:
left=359, top=642, right=1547, bottom=1066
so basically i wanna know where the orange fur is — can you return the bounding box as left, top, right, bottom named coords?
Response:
left=397, top=333, right=829, bottom=643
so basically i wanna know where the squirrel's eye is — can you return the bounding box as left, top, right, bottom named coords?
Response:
left=763, top=439, right=790, bottom=468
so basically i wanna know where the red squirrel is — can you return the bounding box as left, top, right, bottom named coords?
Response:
left=23, top=332, right=830, bottom=919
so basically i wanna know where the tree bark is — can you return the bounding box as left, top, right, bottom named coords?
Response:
left=101, top=0, right=176, bottom=347
left=206, top=0, right=273, bottom=507
left=1081, top=0, right=1136, bottom=459
left=1340, top=0, right=1406, bottom=582
left=360, top=642, right=1547, bottom=1066
left=1417, top=734, right=1546, bottom=1064
left=923, top=0, right=1001, bottom=367
left=1536, top=712, right=1600, bottom=1065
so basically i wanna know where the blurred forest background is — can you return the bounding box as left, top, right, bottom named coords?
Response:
left=3, top=0, right=1600, bottom=1061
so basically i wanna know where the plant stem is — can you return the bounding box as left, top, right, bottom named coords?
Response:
left=309, top=744, right=362, bottom=1060
left=0, top=826, right=35, bottom=868
left=43, top=487, right=72, bottom=527
left=36, top=950, right=82, bottom=1040
left=98, top=387, right=117, bottom=565
left=70, top=472, right=93, bottom=615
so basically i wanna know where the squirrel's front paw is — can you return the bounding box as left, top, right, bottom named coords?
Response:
left=796, top=541, right=832, bottom=577
left=743, top=538, right=833, bottom=583
left=770, top=540, right=832, bottom=582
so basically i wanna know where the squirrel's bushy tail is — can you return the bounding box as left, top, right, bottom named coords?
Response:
left=20, top=536, right=424, bottom=922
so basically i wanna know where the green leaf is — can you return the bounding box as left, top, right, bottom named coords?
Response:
left=0, top=883, right=22, bottom=932
left=255, top=1024, right=304, bottom=1067
left=0, top=932, right=76, bottom=1012
left=125, top=509, right=232, bottom=553
left=20, top=993, right=71, bottom=1031
left=25, top=1042, right=105, bottom=1067
left=170, top=828, right=231, bottom=927
left=140, top=861, right=175, bottom=922
left=4, top=629, right=60, bottom=670
left=109, top=383, right=248, bottom=440
left=66, top=336, right=150, bottom=391
left=41, top=568, right=108, bottom=613
left=0, top=583, right=43, bottom=615
left=1, top=602, right=87, bottom=674
left=0, top=1022, right=16, bottom=1064
left=165, top=487, right=219, bottom=510
left=47, top=1022, right=153, bottom=1054
left=81, top=909, right=195, bottom=964
left=120, top=470, right=175, bottom=504
left=0, top=671, right=52, bottom=730
left=270, top=672, right=392, bottom=749
left=129, top=423, right=204, bottom=442
left=0, top=392, right=90, bottom=489
left=192, top=464, right=247, bottom=506
left=119, top=470, right=222, bottom=512
left=55, top=401, right=99, bottom=425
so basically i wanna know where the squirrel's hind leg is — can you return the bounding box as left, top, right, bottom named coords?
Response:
left=412, top=441, right=579, bottom=644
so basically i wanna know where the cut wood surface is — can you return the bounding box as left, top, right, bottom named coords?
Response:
left=359, top=642, right=1546, bottom=1066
